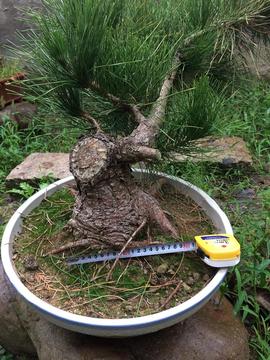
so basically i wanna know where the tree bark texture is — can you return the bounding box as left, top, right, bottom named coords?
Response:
left=66, top=133, right=178, bottom=251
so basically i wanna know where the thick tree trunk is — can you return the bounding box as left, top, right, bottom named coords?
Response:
left=52, top=58, right=180, bottom=254
left=64, top=133, right=178, bottom=251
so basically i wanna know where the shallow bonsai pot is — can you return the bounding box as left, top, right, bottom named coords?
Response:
left=1, top=169, right=232, bottom=338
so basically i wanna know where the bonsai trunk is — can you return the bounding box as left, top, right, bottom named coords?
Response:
left=53, top=58, right=180, bottom=253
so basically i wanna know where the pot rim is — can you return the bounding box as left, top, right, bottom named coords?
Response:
left=1, top=170, right=231, bottom=332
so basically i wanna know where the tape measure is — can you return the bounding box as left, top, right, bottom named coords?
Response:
left=66, top=234, right=240, bottom=268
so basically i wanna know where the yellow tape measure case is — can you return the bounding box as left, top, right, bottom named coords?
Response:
left=194, top=234, right=240, bottom=267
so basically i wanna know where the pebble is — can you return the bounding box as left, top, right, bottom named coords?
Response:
left=150, top=274, right=158, bottom=285
left=235, top=188, right=256, bottom=199
left=193, top=272, right=200, bottom=281
left=125, top=305, right=133, bottom=312
left=156, top=263, right=168, bottom=275
left=202, top=274, right=210, bottom=282
left=23, top=255, right=39, bottom=271
left=186, top=277, right=195, bottom=286
left=182, top=282, right=191, bottom=292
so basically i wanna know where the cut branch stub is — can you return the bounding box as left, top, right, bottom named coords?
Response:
left=70, top=135, right=114, bottom=187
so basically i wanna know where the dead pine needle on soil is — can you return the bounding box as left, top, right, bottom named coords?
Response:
left=13, top=181, right=215, bottom=319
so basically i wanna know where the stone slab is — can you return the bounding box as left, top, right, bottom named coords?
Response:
left=6, top=152, right=71, bottom=186
left=171, top=136, right=253, bottom=165
left=0, top=0, right=42, bottom=54
left=127, top=293, right=250, bottom=360
left=0, top=102, right=37, bottom=129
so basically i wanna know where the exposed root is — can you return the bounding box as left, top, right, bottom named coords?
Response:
left=45, top=238, right=92, bottom=256
left=159, top=281, right=182, bottom=310
left=137, top=190, right=178, bottom=239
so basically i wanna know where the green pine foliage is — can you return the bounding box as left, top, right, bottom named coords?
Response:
left=157, top=76, right=224, bottom=153
left=16, top=0, right=270, bottom=148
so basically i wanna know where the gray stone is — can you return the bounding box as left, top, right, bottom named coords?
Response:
left=6, top=152, right=71, bottom=186
left=128, top=293, right=250, bottom=360
left=235, top=188, right=256, bottom=200
left=256, top=289, right=270, bottom=312
left=156, top=263, right=168, bottom=274
left=0, top=0, right=42, bottom=54
left=0, top=102, right=37, bottom=129
left=0, top=260, right=36, bottom=355
left=171, top=136, right=253, bottom=165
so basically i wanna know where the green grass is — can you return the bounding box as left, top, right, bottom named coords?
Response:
left=214, top=80, right=270, bottom=167
left=0, top=58, right=22, bottom=79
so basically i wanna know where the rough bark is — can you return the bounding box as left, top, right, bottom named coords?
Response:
left=65, top=133, right=178, bottom=251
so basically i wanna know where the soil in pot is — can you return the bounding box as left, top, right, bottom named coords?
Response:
left=13, top=180, right=216, bottom=318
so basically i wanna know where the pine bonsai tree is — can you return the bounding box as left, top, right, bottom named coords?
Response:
left=17, top=0, right=270, bottom=253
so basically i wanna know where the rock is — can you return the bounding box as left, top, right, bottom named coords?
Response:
left=235, top=188, right=256, bottom=199
left=0, top=0, right=42, bottom=54
left=6, top=153, right=71, bottom=186
left=156, top=263, right=168, bottom=275
left=0, top=260, right=36, bottom=355
left=186, top=276, right=195, bottom=286
left=23, top=255, right=39, bottom=271
left=256, top=288, right=270, bottom=312
left=202, top=273, right=210, bottom=282
left=128, top=293, right=250, bottom=360
left=171, top=136, right=253, bottom=165
left=0, top=102, right=37, bottom=129
left=182, top=282, right=191, bottom=292
left=192, top=272, right=200, bottom=281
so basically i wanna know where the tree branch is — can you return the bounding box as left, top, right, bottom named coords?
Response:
left=81, top=111, right=102, bottom=132
left=89, top=81, right=146, bottom=123
left=127, top=54, right=181, bottom=147
left=118, top=143, right=161, bottom=162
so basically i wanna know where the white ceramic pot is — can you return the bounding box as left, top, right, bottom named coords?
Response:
left=1, top=169, right=232, bottom=337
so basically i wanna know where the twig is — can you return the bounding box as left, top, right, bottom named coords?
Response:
left=159, top=281, right=182, bottom=310
left=106, top=218, right=147, bottom=281
left=128, top=54, right=181, bottom=147
left=81, top=111, right=102, bottom=132
left=116, top=258, right=131, bottom=285
left=89, top=81, right=146, bottom=124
